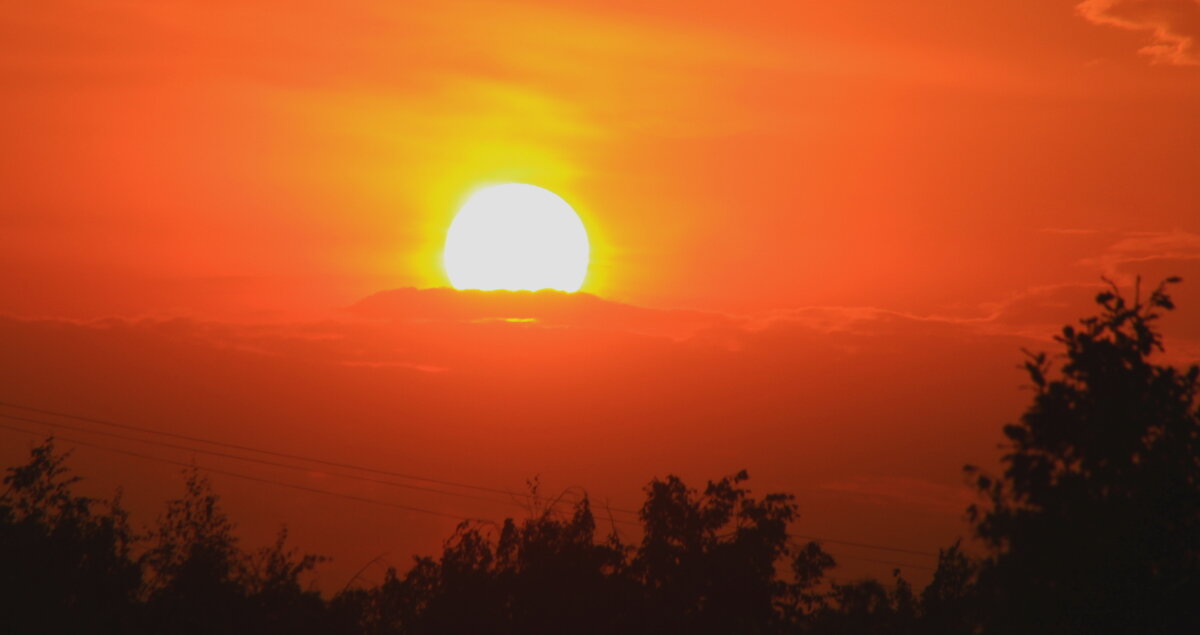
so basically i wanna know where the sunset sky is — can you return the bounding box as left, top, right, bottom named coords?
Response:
left=2, top=0, right=1199, bottom=589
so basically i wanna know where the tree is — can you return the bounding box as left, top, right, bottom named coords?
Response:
left=812, top=572, right=917, bottom=635
left=968, top=278, right=1200, bottom=634
left=142, top=468, right=246, bottom=634
left=917, top=541, right=978, bottom=635
left=0, top=438, right=142, bottom=634
left=633, top=470, right=818, bottom=634
left=346, top=492, right=632, bottom=635
left=142, top=467, right=330, bottom=635
left=338, top=471, right=834, bottom=635
left=240, top=527, right=330, bottom=635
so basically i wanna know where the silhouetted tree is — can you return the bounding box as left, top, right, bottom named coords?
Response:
left=917, top=541, right=978, bottom=635
left=968, top=277, right=1200, bottom=634
left=632, top=470, right=817, bottom=634
left=0, top=438, right=142, bottom=634
left=342, top=494, right=633, bottom=635
left=240, top=527, right=330, bottom=635
left=142, top=468, right=246, bottom=633
left=333, top=471, right=836, bottom=635
left=490, top=498, right=636, bottom=634
left=807, top=569, right=917, bottom=635
left=40, top=275, right=1200, bottom=635
left=785, top=538, right=838, bottom=623
left=140, top=467, right=329, bottom=635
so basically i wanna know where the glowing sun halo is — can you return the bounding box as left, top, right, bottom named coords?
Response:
left=443, top=184, right=590, bottom=292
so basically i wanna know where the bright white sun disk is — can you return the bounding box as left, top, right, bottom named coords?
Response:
left=443, top=184, right=589, bottom=292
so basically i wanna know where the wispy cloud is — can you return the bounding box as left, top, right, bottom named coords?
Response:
left=1077, top=0, right=1200, bottom=66
left=346, top=287, right=740, bottom=340
left=1079, top=230, right=1200, bottom=272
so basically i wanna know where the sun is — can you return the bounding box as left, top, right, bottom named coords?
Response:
left=443, top=183, right=590, bottom=292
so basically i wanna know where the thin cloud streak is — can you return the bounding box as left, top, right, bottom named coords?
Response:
left=1078, top=0, right=1200, bottom=66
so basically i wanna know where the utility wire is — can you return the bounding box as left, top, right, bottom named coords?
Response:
left=0, top=423, right=935, bottom=571
left=830, top=553, right=936, bottom=572
left=792, top=535, right=938, bottom=558
left=0, top=421, right=483, bottom=523
left=4, top=420, right=942, bottom=588
left=787, top=540, right=937, bottom=572
left=0, top=418, right=636, bottom=528
left=0, top=412, right=549, bottom=512
left=0, top=401, right=527, bottom=500
left=0, top=400, right=940, bottom=557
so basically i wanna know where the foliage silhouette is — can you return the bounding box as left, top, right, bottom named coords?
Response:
left=141, top=467, right=329, bottom=634
left=810, top=571, right=917, bottom=635
left=968, top=277, right=1200, bottom=634
left=0, top=439, right=141, bottom=634
left=916, top=541, right=978, bottom=635
left=2, top=277, right=1196, bottom=633
left=335, top=471, right=834, bottom=634
left=633, top=470, right=804, bottom=634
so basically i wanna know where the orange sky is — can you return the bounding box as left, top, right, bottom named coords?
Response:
left=2, top=0, right=1200, bottom=589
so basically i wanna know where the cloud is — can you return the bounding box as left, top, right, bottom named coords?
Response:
left=346, top=287, right=739, bottom=340
left=1078, top=0, right=1200, bottom=66
left=1075, top=231, right=1200, bottom=343
left=760, top=306, right=988, bottom=335
left=1099, top=230, right=1200, bottom=262
left=1075, top=229, right=1200, bottom=276
left=0, top=296, right=1033, bottom=502
left=974, top=283, right=1106, bottom=338
left=5, top=282, right=1196, bottom=589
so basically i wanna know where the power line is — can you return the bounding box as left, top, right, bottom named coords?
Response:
left=0, top=412, right=551, bottom=513
left=0, top=418, right=637, bottom=528
left=0, top=422, right=936, bottom=574
left=4, top=420, right=942, bottom=589
left=787, top=540, right=937, bottom=572
left=0, top=421, right=483, bottom=523
left=0, top=401, right=527, bottom=500
left=792, top=535, right=938, bottom=558
left=0, top=400, right=941, bottom=558
left=830, top=553, right=936, bottom=572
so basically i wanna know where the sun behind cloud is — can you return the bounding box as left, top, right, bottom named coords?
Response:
left=443, top=184, right=590, bottom=292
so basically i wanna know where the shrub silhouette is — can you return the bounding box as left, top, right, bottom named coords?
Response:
left=3, top=277, right=1196, bottom=633
left=916, top=541, right=978, bottom=635
left=0, top=452, right=329, bottom=635
left=968, top=278, right=1200, bottom=634
left=142, top=468, right=329, bottom=635
left=633, top=470, right=809, bottom=634
left=142, top=468, right=245, bottom=633
left=337, top=471, right=833, bottom=634
left=0, top=439, right=141, bottom=634
left=811, top=572, right=917, bottom=635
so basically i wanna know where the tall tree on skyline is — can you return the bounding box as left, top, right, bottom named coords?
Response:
left=2, top=280, right=1197, bottom=633
left=969, top=278, right=1200, bottom=634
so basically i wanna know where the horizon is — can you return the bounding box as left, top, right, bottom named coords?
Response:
left=2, top=1, right=1200, bottom=627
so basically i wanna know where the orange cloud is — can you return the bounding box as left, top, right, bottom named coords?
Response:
left=1078, top=0, right=1200, bottom=65
left=4, top=279, right=1198, bottom=589
left=347, top=288, right=738, bottom=340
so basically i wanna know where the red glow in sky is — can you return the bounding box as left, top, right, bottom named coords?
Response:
left=2, top=0, right=1199, bottom=589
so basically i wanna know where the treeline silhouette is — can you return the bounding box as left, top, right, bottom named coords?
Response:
left=2, top=279, right=1197, bottom=634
